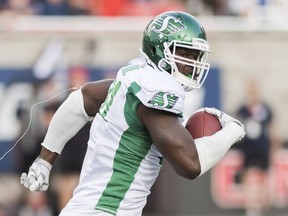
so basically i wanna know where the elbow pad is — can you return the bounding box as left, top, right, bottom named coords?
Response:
left=42, top=89, right=92, bottom=154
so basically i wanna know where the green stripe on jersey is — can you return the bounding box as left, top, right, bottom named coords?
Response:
left=95, top=82, right=152, bottom=214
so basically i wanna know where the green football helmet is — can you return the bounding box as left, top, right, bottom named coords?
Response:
left=141, top=11, right=211, bottom=91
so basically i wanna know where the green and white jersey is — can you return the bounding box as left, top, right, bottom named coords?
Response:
left=66, top=58, right=185, bottom=216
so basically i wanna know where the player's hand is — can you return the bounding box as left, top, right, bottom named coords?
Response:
left=20, top=158, right=52, bottom=191
left=203, top=107, right=240, bottom=127
left=204, top=107, right=245, bottom=141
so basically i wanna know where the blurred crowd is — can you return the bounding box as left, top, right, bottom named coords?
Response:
left=0, top=0, right=287, bottom=17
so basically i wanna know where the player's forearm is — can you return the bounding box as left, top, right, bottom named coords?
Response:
left=41, top=88, right=92, bottom=154
left=195, top=121, right=244, bottom=176
left=38, top=147, right=58, bottom=165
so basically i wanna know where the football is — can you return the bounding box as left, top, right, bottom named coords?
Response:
left=185, top=111, right=222, bottom=139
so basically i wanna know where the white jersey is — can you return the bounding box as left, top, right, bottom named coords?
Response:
left=61, top=58, right=185, bottom=216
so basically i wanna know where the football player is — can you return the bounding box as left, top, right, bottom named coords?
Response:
left=21, top=11, right=245, bottom=216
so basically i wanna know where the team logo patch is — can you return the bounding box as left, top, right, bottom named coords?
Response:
left=151, top=15, right=187, bottom=36
left=148, top=92, right=179, bottom=109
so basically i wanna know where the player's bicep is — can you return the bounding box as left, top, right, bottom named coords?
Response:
left=81, top=79, right=114, bottom=116
left=137, top=104, right=200, bottom=179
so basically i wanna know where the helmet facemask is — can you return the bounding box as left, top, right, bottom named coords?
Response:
left=159, top=38, right=210, bottom=91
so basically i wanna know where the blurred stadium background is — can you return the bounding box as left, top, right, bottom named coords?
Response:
left=0, top=0, right=288, bottom=216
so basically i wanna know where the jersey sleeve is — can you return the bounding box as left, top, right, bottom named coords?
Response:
left=126, top=66, right=185, bottom=117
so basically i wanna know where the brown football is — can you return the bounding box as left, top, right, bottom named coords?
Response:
left=185, top=111, right=222, bottom=139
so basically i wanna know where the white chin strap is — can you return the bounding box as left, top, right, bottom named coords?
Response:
left=173, top=71, right=197, bottom=91
left=171, top=58, right=210, bottom=91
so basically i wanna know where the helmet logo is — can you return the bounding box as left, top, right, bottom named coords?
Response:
left=151, top=16, right=186, bottom=36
